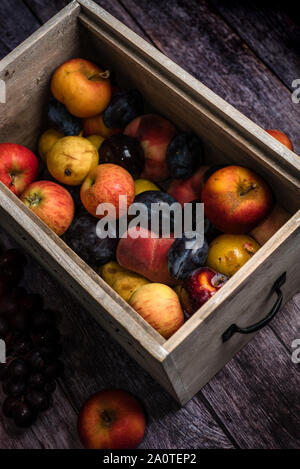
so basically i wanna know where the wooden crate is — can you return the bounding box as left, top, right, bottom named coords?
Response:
left=0, top=0, right=299, bottom=405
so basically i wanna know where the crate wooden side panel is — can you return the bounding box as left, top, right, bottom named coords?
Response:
left=78, top=0, right=300, bottom=213
left=0, top=179, right=184, bottom=397
left=163, top=212, right=300, bottom=404
left=0, top=1, right=81, bottom=149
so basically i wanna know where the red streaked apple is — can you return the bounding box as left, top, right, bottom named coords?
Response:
left=78, top=389, right=146, bottom=449
left=124, top=114, right=177, bottom=182
left=21, top=181, right=75, bottom=236
left=80, top=163, right=135, bottom=219
left=266, top=129, right=293, bottom=151
left=184, top=267, right=228, bottom=313
left=129, top=283, right=184, bottom=338
left=0, top=143, right=38, bottom=196
left=51, top=58, right=112, bottom=118
left=167, top=165, right=209, bottom=206
left=202, top=165, right=273, bottom=234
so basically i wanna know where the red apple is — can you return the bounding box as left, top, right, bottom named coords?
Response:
left=266, top=129, right=293, bottom=151
left=124, top=114, right=177, bottom=182
left=202, top=165, right=273, bottom=234
left=80, top=164, right=135, bottom=219
left=78, top=389, right=146, bottom=449
left=21, top=181, right=75, bottom=236
left=51, top=58, right=112, bottom=118
left=0, top=143, right=38, bottom=196
left=168, top=166, right=209, bottom=206
left=184, top=267, right=228, bottom=314
left=117, top=226, right=177, bottom=285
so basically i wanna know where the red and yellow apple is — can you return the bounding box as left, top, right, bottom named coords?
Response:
left=250, top=204, right=290, bottom=245
left=206, top=234, right=260, bottom=277
left=124, top=114, right=177, bottom=182
left=266, top=129, right=293, bottom=151
left=78, top=389, right=146, bottom=449
left=51, top=58, right=112, bottom=118
left=80, top=163, right=135, bottom=219
left=129, top=283, right=184, bottom=338
left=168, top=165, right=209, bottom=206
left=117, top=226, right=177, bottom=285
left=0, top=143, right=38, bottom=196
left=202, top=165, right=273, bottom=234
left=21, top=181, right=75, bottom=236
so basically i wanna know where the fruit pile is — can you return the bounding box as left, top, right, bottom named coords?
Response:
left=0, top=57, right=294, bottom=342
left=0, top=248, right=63, bottom=428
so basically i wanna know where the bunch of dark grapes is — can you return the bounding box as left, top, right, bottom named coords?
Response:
left=0, top=248, right=63, bottom=428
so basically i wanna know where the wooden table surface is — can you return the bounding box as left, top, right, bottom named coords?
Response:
left=0, top=0, right=300, bottom=449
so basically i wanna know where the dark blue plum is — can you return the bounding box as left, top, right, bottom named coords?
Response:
left=47, top=97, right=81, bottom=136
left=99, top=134, right=145, bottom=178
left=167, top=232, right=208, bottom=280
left=166, top=132, right=203, bottom=179
left=103, top=89, right=143, bottom=128
left=133, top=190, right=180, bottom=235
left=184, top=199, right=221, bottom=243
left=65, top=213, right=119, bottom=266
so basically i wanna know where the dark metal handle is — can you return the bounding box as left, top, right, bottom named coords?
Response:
left=222, top=272, right=286, bottom=343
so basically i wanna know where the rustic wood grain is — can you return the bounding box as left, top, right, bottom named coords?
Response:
left=119, top=0, right=300, bottom=155
left=202, top=326, right=300, bottom=448
left=209, top=0, right=300, bottom=91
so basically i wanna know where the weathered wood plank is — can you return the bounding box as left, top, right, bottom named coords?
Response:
left=209, top=0, right=300, bottom=91
left=0, top=0, right=41, bottom=59
left=202, top=326, right=300, bottom=448
left=120, top=0, right=300, bottom=154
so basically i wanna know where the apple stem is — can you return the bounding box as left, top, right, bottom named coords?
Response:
left=88, top=70, right=110, bottom=81
left=240, top=183, right=257, bottom=196
left=101, top=410, right=114, bottom=427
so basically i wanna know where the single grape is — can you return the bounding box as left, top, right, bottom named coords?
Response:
left=44, top=380, right=56, bottom=394
left=3, top=378, right=26, bottom=397
left=2, top=396, right=20, bottom=418
left=26, top=390, right=51, bottom=412
left=8, top=358, right=29, bottom=379
left=12, top=402, right=37, bottom=428
left=8, top=337, right=32, bottom=357
left=44, top=360, right=64, bottom=379
left=27, top=350, right=45, bottom=371
left=28, top=372, right=46, bottom=390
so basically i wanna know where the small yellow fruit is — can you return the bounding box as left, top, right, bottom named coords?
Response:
left=207, top=234, right=260, bottom=277
left=134, top=178, right=160, bottom=196
left=99, top=261, right=150, bottom=302
left=47, top=136, right=99, bottom=186
left=38, top=129, right=63, bottom=162
left=87, top=135, right=104, bottom=151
